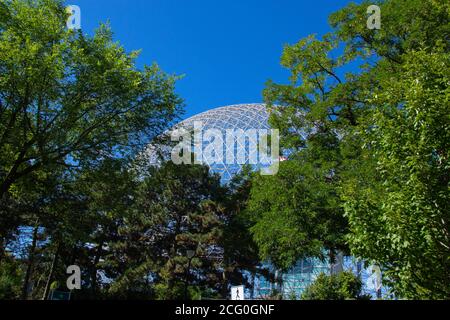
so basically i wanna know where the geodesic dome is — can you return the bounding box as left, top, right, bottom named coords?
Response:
left=175, top=103, right=273, bottom=183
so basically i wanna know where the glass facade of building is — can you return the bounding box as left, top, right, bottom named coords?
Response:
left=252, top=257, right=388, bottom=299
left=253, top=258, right=331, bottom=299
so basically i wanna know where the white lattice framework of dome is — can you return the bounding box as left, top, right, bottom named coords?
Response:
left=175, top=103, right=272, bottom=183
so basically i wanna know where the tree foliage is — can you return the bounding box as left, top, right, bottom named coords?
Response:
left=0, top=0, right=182, bottom=200
left=301, top=271, right=368, bottom=300
left=343, top=47, right=450, bottom=299
left=256, top=0, right=449, bottom=299
left=246, top=140, right=348, bottom=270
left=0, top=0, right=448, bottom=301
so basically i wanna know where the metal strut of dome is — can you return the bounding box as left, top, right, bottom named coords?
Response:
left=174, top=103, right=273, bottom=183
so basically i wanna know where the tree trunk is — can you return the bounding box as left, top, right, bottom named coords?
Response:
left=21, top=224, right=39, bottom=300
left=42, top=243, right=60, bottom=300
left=221, top=271, right=228, bottom=299
left=0, top=179, right=12, bottom=200
left=0, top=236, right=4, bottom=265
left=250, top=272, right=255, bottom=300
left=90, top=241, right=103, bottom=296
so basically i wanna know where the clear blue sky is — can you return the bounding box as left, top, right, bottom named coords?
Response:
left=68, top=0, right=357, bottom=119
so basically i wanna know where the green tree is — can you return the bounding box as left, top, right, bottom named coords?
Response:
left=107, top=161, right=228, bottom=300
left=301, top=271, right=368, bottom=300
left=246, top=140, right=348, bottom=270
left=0, top=254, right=22, bottom=299
left=0, top=0, right=181, bottom=200
left=0, top=0, right=182, bottom=300
left=342, top=48, right=450, bottom=299
left=221, top=166, right=271, bottom=298
left=261, top=0, right=449, bottom=298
